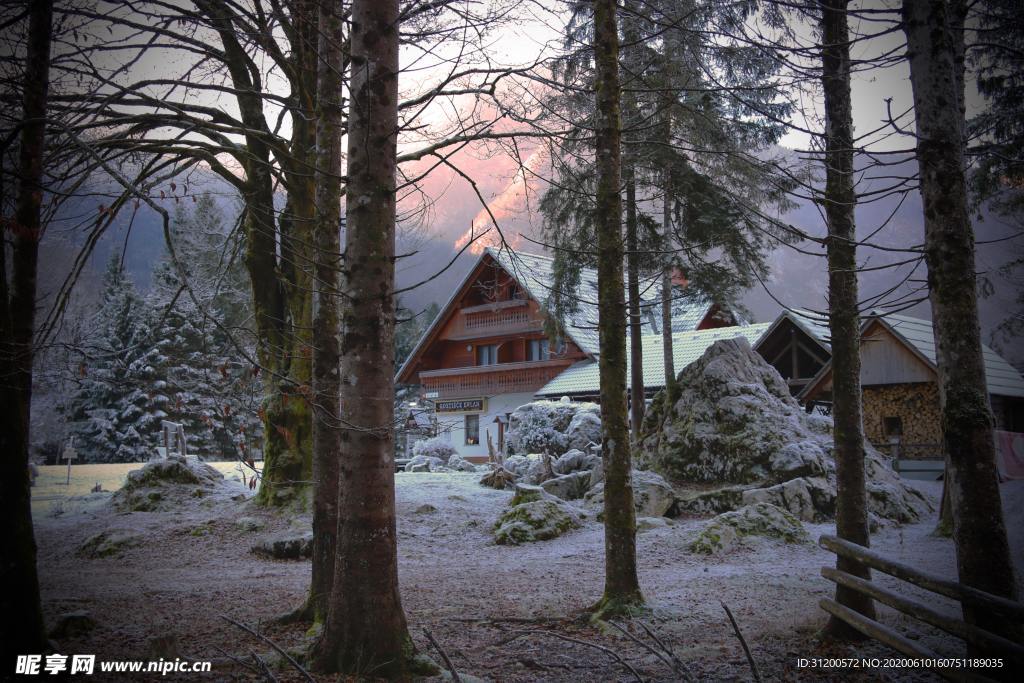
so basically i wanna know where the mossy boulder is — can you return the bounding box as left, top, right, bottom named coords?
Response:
left=690, top=503, right=809, bottom=554
left=77, top=529, right=142, bottom=558
left=640, top=338, right=933, bottom=523
left=493, top=484, right=583, bottom=545
left=111, top=456, right=226, bottom=512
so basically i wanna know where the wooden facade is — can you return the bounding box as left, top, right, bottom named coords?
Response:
left=754, top=313, right=830, bottom=396
left=801, top=317, right=1024, bottom=458
left=397, top=253, right=588, bottom=459
left=398, top=255, right=586, bottom=400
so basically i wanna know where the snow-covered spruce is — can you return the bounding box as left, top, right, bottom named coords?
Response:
left=493, top=484, right=584, bottom=545
left=639, top=338, right=931, bottom=524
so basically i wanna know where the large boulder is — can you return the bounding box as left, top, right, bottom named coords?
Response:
left=447, top=454, right=478, bottom=472
left=690, top=502, right=809, bottom=555
left=541, top=471, right=594, bottom=501
left=553, top=449, right=600, bottom=475
left=404, top=454, right=444, bottom=473
left=111, top=456, right=228, bottom=512
left=584, top=470, right=675, bottom=518
left=506, top=400, right=600, bottom=456
left=493, top=484, right=584, bottom=545
left=640, top=338, right=932, bottom=524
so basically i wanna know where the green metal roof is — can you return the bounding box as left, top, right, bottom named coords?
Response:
left=535, top=323, right=772, bottom=397
left=877, top=313, right=1024, bottom=399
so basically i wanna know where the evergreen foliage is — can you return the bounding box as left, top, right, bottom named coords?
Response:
left=61, top=254, right=165, bottom=462
left=62, top=197, right=261, bottom=463
left=539, top=0, right=795, bottom=325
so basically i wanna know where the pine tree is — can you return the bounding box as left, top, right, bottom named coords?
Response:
left=63, top=254, right=163, bottom=462
left=145, top=197, right=262, bottom=461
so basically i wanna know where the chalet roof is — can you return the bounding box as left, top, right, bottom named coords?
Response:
left=799, top=312, right=1024, bottom=400
left=876, top=313, right=1024, bottom=398
left=396, top=246, right=717, bottom=383
left=535, top=323, right=772, bottom=397
left=488, top=247, right=715, bottom=356
left=774, top=309, right=832, bottom=350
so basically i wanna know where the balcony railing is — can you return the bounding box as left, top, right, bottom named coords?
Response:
left=444, top=302, right=544, bottom=340
left=420, top=359, right=569, bottom=399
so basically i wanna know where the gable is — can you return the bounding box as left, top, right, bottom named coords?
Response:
left=859, top=320, right=935, bottom=385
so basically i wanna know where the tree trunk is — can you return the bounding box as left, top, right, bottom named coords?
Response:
left=592, top=0, right=643, bottom=618
left=902, top=0, right=1020, bottom=650
left=621, top=1, right=644, bottom=440
left=625, top=171, right=644, bottom=439
left=819, top=0, right=876, bottom=639
left=196, top=0, right=316, bottom=509
left=0, top=0, right=53, bottom=663
left=661, top=195, right=676, bottom=400
left=303, top=0, right=344, bottom=625
left=311, top=0, right=423, bottom=675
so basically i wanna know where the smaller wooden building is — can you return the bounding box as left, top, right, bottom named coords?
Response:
left=800, top=313, right=1024, bottom=459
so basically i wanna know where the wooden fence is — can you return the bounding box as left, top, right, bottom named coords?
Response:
left=819, top=535, right=1023, bottom=681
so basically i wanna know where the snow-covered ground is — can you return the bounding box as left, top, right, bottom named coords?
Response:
left=33, top=472, right=1023, bottom=681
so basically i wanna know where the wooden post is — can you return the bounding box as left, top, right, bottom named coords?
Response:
left=61, top=438, right=77, bottom=485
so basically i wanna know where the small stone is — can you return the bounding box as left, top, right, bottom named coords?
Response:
left=251, top=532, right=313, bottom=560
left=235, top=516, right=264, bottom=532
left=49, top=611, right=96, bottom=639
left=636, top=516, right=669, bottom=532
left=415, top=504, right=438, bottom=514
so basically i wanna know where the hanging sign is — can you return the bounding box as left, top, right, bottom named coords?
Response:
left=435, top=398, right=486, bottom=413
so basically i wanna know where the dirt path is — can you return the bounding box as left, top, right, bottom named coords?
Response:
left=35, top=473, right=1016, bottom=682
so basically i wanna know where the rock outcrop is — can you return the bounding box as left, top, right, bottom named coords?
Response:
left=690, top=503, right=809, bottom=555
left=639, top=338, right=931, bottom=523
left=111, top=456, right=230, bottom=512
left=506, top=400, right=601, bottom=455
left=493, top=484, right=584, bottom=545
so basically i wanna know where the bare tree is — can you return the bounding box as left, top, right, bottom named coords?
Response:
left=592, top=0, right=643, bottom=618
left=818, top=0, right=876, bottom=638
left=902, top=0, right=1019, bottom=648
left=0, top=0, right=53, bottom=663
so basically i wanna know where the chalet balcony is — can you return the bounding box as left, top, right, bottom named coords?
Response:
left=420, top=359, right=570, bottom=399
left=443, top=299, right=545, bottom=340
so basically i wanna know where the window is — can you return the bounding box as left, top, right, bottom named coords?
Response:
left=883, top=416, right=903, bottom=438
left=464, top=414, right=479, bottom=445
left=527, top=338, right=550, bottom=361
left=476, top=344, right=498, bottom=366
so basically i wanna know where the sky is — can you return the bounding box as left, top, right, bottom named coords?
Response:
left=46, top=0, right=1021, bottom=366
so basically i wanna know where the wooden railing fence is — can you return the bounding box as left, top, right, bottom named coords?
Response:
left=819, top=534, right=1024, bottom=682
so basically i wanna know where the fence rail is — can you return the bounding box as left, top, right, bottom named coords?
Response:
left=819, top=534, right=1024, bottom=682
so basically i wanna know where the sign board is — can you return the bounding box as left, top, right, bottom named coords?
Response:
left=435, top=398, right=486, bottom=413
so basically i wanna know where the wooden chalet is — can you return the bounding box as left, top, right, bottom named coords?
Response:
left=396, top=247, right=735, bottom=460
left=800, top=312, right=1024, bottom=460
left=751, top=310, right=832, bottom=397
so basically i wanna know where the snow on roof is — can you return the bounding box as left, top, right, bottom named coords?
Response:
left=873, top=313, right=1024, bottom=399
left=786, top=309, right=832, bottom=350
left=488, top=246, right=713, bottom=357
left=535, top=323, right=772, bottom=396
